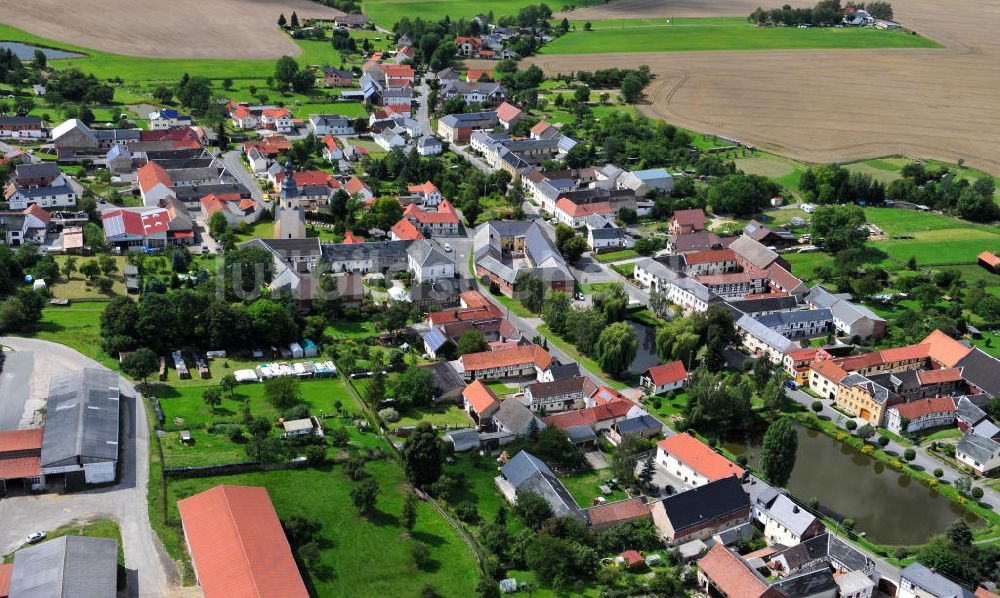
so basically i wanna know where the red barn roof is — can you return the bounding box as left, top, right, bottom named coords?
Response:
left=177, top=485, right=308, bottom=598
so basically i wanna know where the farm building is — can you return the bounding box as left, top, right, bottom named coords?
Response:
left=7, top=536, right=118, bottom=598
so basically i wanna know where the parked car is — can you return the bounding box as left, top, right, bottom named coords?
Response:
left=785, top=380, right=798, bottom=390
left=25, top=532, right=46, bottom=544
left=443, top=243, right=453, bottom=252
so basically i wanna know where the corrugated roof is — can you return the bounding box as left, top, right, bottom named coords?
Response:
left=178, top=485, right=308, bottom=598
left=40, top=368, right=119, bottom=468
left=9, top=536, right=117, bottom=598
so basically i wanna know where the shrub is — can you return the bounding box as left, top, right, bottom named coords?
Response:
left=877, top=435, right=890, bottom=447
left=411, top=542, right=431, bottom=570
left=304, top=444, right=326, bottom=465
left=283, top=403, right=310, bottom=421
left=329, top=426, right=350, bottom=447
left=889, top=459, right=903, bottom=470
left=845, top=420, right=857, bottom=431
left=928, top=478, right=939, bottom=488
left=811, top=401, right=823, bottom=413
left=454, top=501, right=481, bottom=525
left=835, top=431, right=849, bottom=441
left=972, top=486, right=984, bottom=499
left=210, top=423, right=243, bottom=442
left=903, top=448, right=916, bottom=462
left=860, top=445, right=875, bottom=455
left=379, top=407, right=400, bottom=423
left=735, top=455, right=748, bottom=467
left=933, top=468, right=944, bottom=478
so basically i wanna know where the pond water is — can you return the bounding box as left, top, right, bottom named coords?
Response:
left=723, top=422, right=982, bottom=545
left=0, top=42, right=84, bottom=61
left=628, top=323, right=660, bottom=376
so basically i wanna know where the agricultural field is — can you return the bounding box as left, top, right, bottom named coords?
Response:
left=542, top=18, right=937, bottom=54
left=163, top=464, right=479, bottom=596
left=361, top=0, right=603, bottom=28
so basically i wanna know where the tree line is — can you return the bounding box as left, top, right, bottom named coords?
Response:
left=750, top=0, right=893, bottom=26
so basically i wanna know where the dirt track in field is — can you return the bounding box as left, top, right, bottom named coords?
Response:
left=533, top=0, right=1000, bottom=175
left=0, top=0, right=344, bottom=60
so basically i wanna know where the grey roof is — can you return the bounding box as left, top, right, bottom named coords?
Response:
left=657, top=476, right=749, bottom=532
left=755, top=308, right=832, bottom=329
left=423, top=328, right=449, bottom=352
left=728, top=235, right=779, bottom=269
left=0, top=115, right=42, bottom=126
left=615, top=414, right=662, bottom=436
left=11, top=181, right=77, bottom=199
left=590, top=227, right=627, bottom=241
left=635, top=257, right=681, bottom=282
left=955, top=396, right=988, bottom=425
left=445, top=428, right=481, bottom=452
left=421, top=362, right=466, bottom=398
left=322, top=239, right=410, bottom=263
left=439, top=111, right=498, bottom=128
left=673, top=276, right=716, bottom=303
left=244, top=237, right=321, bottom=259
left=726, top=295, right=800, bottom=314
left=957, top=433, right=1000, bottom=463
left=40, top=368, right=120, bottom=468
left=840, top=374, right=892, bottom=405
left=408, top=239, right=452, bottom=268
left=546, top=362, right=581, bottom=381
left=830, top=297, right=885, bottom=326
left=901, top=563, right=977, bottom=598
left=477, top=255, right=516, bottom=283
left=824, top=533, right=872, bottom=572
left=566, top=424, right=597, bottom=443
left=956, top=347, right=1000, bottom=398
left=526, top=376, right=591, bottom=399
left=713, top=522, right=755, bottom=546
left=309, top=114, right=351, bottom=127
left=765, top=494, right=818, bottom=536
left=736, top=314, right=795, bottom=353
left=771, top=565, right=838, bottom=597
left=973, top=419, right=1000, bottom=439
left=321, top=68, right=352, bottom=78
left=835, top=571, right=876, bottom=595
left=15, top=162, right=61, bottom=180
left=502, top=451, right=585, bottom=521
left=417, top=135, right=442, bottom=148
left=165, top=166, right=222, bottom=183
left=745, top=476, right=780, bottom=510
left=9, top=536, right=118, bottom=598
left=493, top=398, right=542, bottom=435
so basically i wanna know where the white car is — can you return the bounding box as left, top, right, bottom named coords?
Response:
left=443, top=243, right=453, bottom=252
left=25, top=532, right=46, bottom=544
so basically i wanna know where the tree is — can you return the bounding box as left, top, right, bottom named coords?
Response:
left=457, top=329, right=488, bottom=355
left=120, top=347, right=158, bottom=387
left=290, top=11, right=299, bottom=27
left=514, top=272, right=546, bottom=313
left=209, top=211, right=229, bottom=239
left=638, top=455, right=656, bottom=488
left=811, top=400, right=824, bottom=413
left=513, top=490, right=552, bottom=529
left=32, top=49, right=47, bottom=70
left=176, top=76, right=212, bottom=111
left=856, top=424, right=875, bottom=442
left=621, top=74, right=643, bottom=104
left=98, top=255, right=118, bottom=276
left=392, top=364, right=435, bottom=407
left=368, top=196, right=405, bottom=231
left=595, top=322, right=638, bottom=376
left=152, top=85, right=173, bottom=104
left=542, top=291, right=572, bottom=334
left=264, top=376, right=300, bottom=410
left=411, top=542, right=431, bottom=570
left=219, top=374, right=237, bottom=398
left=274, top=55, right=299, bottom=91
left=404, top=422, right=443, bottom=488
left=759, top=417, right=798, bottom=486
left=560, top=236, right=588, bottom=263
left=202, top=386, right=223, bottom=411
left=351, top=477, right=380, bottom=515
left=573, top=85, right=591, bottom=103
left=811, top=204, right=868, bottom=253
left=611, top=433, right=640, bottom=485
left=685, top=368, right=753, bottom=430
left=707, top=173, right=780, bottom=216
left=80, top=260, right=100, bottom=280
left=278, top=13, right=287, bottom=27
left=402, top=491, right=418, bottom=531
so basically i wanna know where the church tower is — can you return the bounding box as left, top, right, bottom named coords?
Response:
left=274, top=158, right=306, bottom=240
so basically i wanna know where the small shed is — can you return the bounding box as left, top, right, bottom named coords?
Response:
left=301, top=339, right=319, bottom=357
left=617, top=550, right=645, bottom=569
left=289, top=342, right=304, bottom=359
left=444, top=428, right=481, bottom=452
left=566, top=424, right=597, bottom=448
left=978, top=251, right=1000, bottom=274
left=32, top=279, right=46, bottom=291
left=645, top=554, right=662, bottom=567
left=283, top=417, right=318, bottom=437
left=179, top=430, right=193, bottom=444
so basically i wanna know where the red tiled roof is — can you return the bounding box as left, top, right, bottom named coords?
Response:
left=262, top=108, right=291, bottom=119
left=879, top=343, right=930, bottom=363
left=0, top=428, right=42, bottom=454
left=463, top=380, right=500, bottom=415
left=697, top=544, right=775, bottom=598
left=467, top=70, right=494, bottom=81
left=23, top=204, right=51, bottom=225
left=644, top=361, right=688, bottom=386
left=232, top=106, right=252, bottom=119
left=836, top=351, right=884, bottom=372
left=685, top=249, right=735, bottom=265
left=978, top=251, right=1000, bottom=268
left=893, top=397, right=955, bottom=420
left=0, top=562, right=11, bottom=598
left=428, top=304, right=503, bottom=326
left=391, top=218, right=424, bottom=241
left=496, top=102, right=521, bottom=123
left=921, top=330, right=974, bottom=368
left=455, top=36, right=482, bottom=47
left=322, top=134, right=339, bottom=151
left=787, top=348, right=819, bottom=362
left=200, top=195, right=227, bottom=216
left=411, top=207, right=459, bottom=225
left=530, top=120, right=553, bottom=136
left=810, top=359, right=849, bottom=384
left=590, top=386, right=625, bottom=406
left=543, top=397, right=633, bottom=430
left=765, top=264, right=803, bottom=291
left=657, top=433, right=745, bottom=482
left=177, top=485, right=308, bottom=598
left=619, top=549, right=645, bottom=567
left=239, top=198, right=257, bottom=211
left=383, top=64, right=415, bottom=78
left=137, top=161, right=171, bottom=193
left=556, top=197, right=612, bottom=218
left=462, top=344, right=552, bottom=372
left=461, top=290, right=490, bottom=309
left=477, top=49, right=496, bottom=57
left=384, top=104, right=411, bottom=115
left=916, top=367, right=964, bottom=385
left=587, top=497, right=650, bottom=527
left=274, top=170, right=336, bottom=188
left=346, top=176, right=370, bottom=195
left=671, top=208, right=706, bottom=230
left=976, top=587, right=1000, bottom=598
left=342, top=230, right=364, bottom=244
left=0, top=456, right=41, bottom=480
left=408, top=181, right=438, bottom=196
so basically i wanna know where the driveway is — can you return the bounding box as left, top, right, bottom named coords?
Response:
left=0, top=338, right=179, bottom=598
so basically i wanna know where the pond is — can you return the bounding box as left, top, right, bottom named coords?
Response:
left=723, top=421, right=982, bottom=545
left=0, top=42, right=84, bottom=61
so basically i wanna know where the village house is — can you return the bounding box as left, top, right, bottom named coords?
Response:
left=463, top=380, right=501, bottom=430
left=0, top=115, right=44, bottom=139
left=587, top=218, right=634, bottom=250
left=608, top=415, right=664, bottom=443
left=656, top=433, right=745, bottom=488
left=783, top=348, right=821, bottom=385
left=696, top=543, right=782, bottom=598
left=407, top=181, right=442, bottom=205
left=523, top=376, right=597, bottom=413
left=4, top=162, right=80, bottom=209
left=406, top=238, right=454, bottom=282
left=0, top=204, right=51, bottom=247
left=956, top=434, right=1000, bottom=476
left=439, top=79, right=508, bottom=105
left=754, top=308, right=832, bottom=339
left=650, top=476, right=750, bottom=545
left=640, top=361, right=688, bottom=396
left=809, top=354, right=851, bottom=400
left=473, top=220, right=575, bottom=297
left=402, top=201, right=461, bottom=236
left=668, top=277, right=718, bottom=315
left=760, top=493, right=825, bottom=547
left=495, top=451, right=586, bottom=521
left=308, top=114, right=355, bottom=136
left=7, top=536, right=119, bottom=597
left=261, top=108, right=293, bottom=133
left=102, top=200, right=195, bottom=251
left=898, top=563, right=978, bottom=598
left=542, top=397, right=633, bottom=433
left=333, top=14, right=369, bottom=28
left=617, top=168, right=673, bottom=197
left=417, top=135, right=443, bottom=156
left=458, top=344, right=552, bottom=382
left=200, top=193, right=262, bottom=229
left=585, top=498, right=652, bottom=532
left=836, top=373, right=900, bottom=426
left=885, top=397, right=956, bottom=435
left=744, top=219, right=798, bottom=249
left=804, top=285, right=886, bottom=340
left=978, top=251, right=1000, bottom=274
left=684, top=249, right=739, bottom=277
left=735, top=314, right=796, bottom=364
left=321, top=134, right=343, bottom=162
left=633, top=257, right=683, bottom=292
left=148, top=109, right=192, bottom=130
left=437, top=111, right=499, bottom=143
left=496, top=101, right=523, bottom=130
left=670, top=208, right=706, bottom=235
left=322, top=67, right=353, bottom=87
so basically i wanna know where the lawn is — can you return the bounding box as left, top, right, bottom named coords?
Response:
left=3, top=518, right=123, bottom=564
left=443, top=453, right=508, bottom=523
left=781, top=250, right=833, bottom=281
left=537, top=323, right=629, bottom=390
left=594, top=249, right=639, bottom=263
left=287, top=101, right=368, bottom=120
left=396, top=403, right=474, bottom=429
left=734, top=152, right=807, bottom=195
left=491, top=291, right=535, bottom=318
left=875, top=228, right=999, bottom=266
left=542, top=18, right=940, bottom=54
left=561, top=468, right=627, bottom=507
left=14, top=301, right=115, bottom=368
left=640, top=391, right=690, bottom=424
left=325, top=318, right=378, bottom=339
left=162, top=464, right=479, bottom=595
left=46, top=255, right=128, bottom=300
left=361, top=0, right=603, bottom=28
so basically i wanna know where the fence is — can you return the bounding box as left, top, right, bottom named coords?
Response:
left=163, top=459, right=308, bottom=480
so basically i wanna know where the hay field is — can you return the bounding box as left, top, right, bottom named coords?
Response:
left=530, top=0, right=1000, bottom=175
left=0, top=0, right=344, bottom=60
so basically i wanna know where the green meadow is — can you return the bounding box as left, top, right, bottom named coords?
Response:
left=541, top=18, right=940, bottom=54
left=361, top=0, right=603, bottom=28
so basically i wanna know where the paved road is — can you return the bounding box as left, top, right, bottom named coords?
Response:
left=415, top=81, right=492, bottom=175
left=784, top=386, right=1000, bottom=513
left=0, top=349, right=32, bottom=429
left=0, top=338, right=179, bottom=598
left=219, top=149, right=262, bottom=201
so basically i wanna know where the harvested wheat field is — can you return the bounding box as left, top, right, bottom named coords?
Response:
left=533, top=0, right=1000, bottom=175
left=0, top=0, right=343, bottom=60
